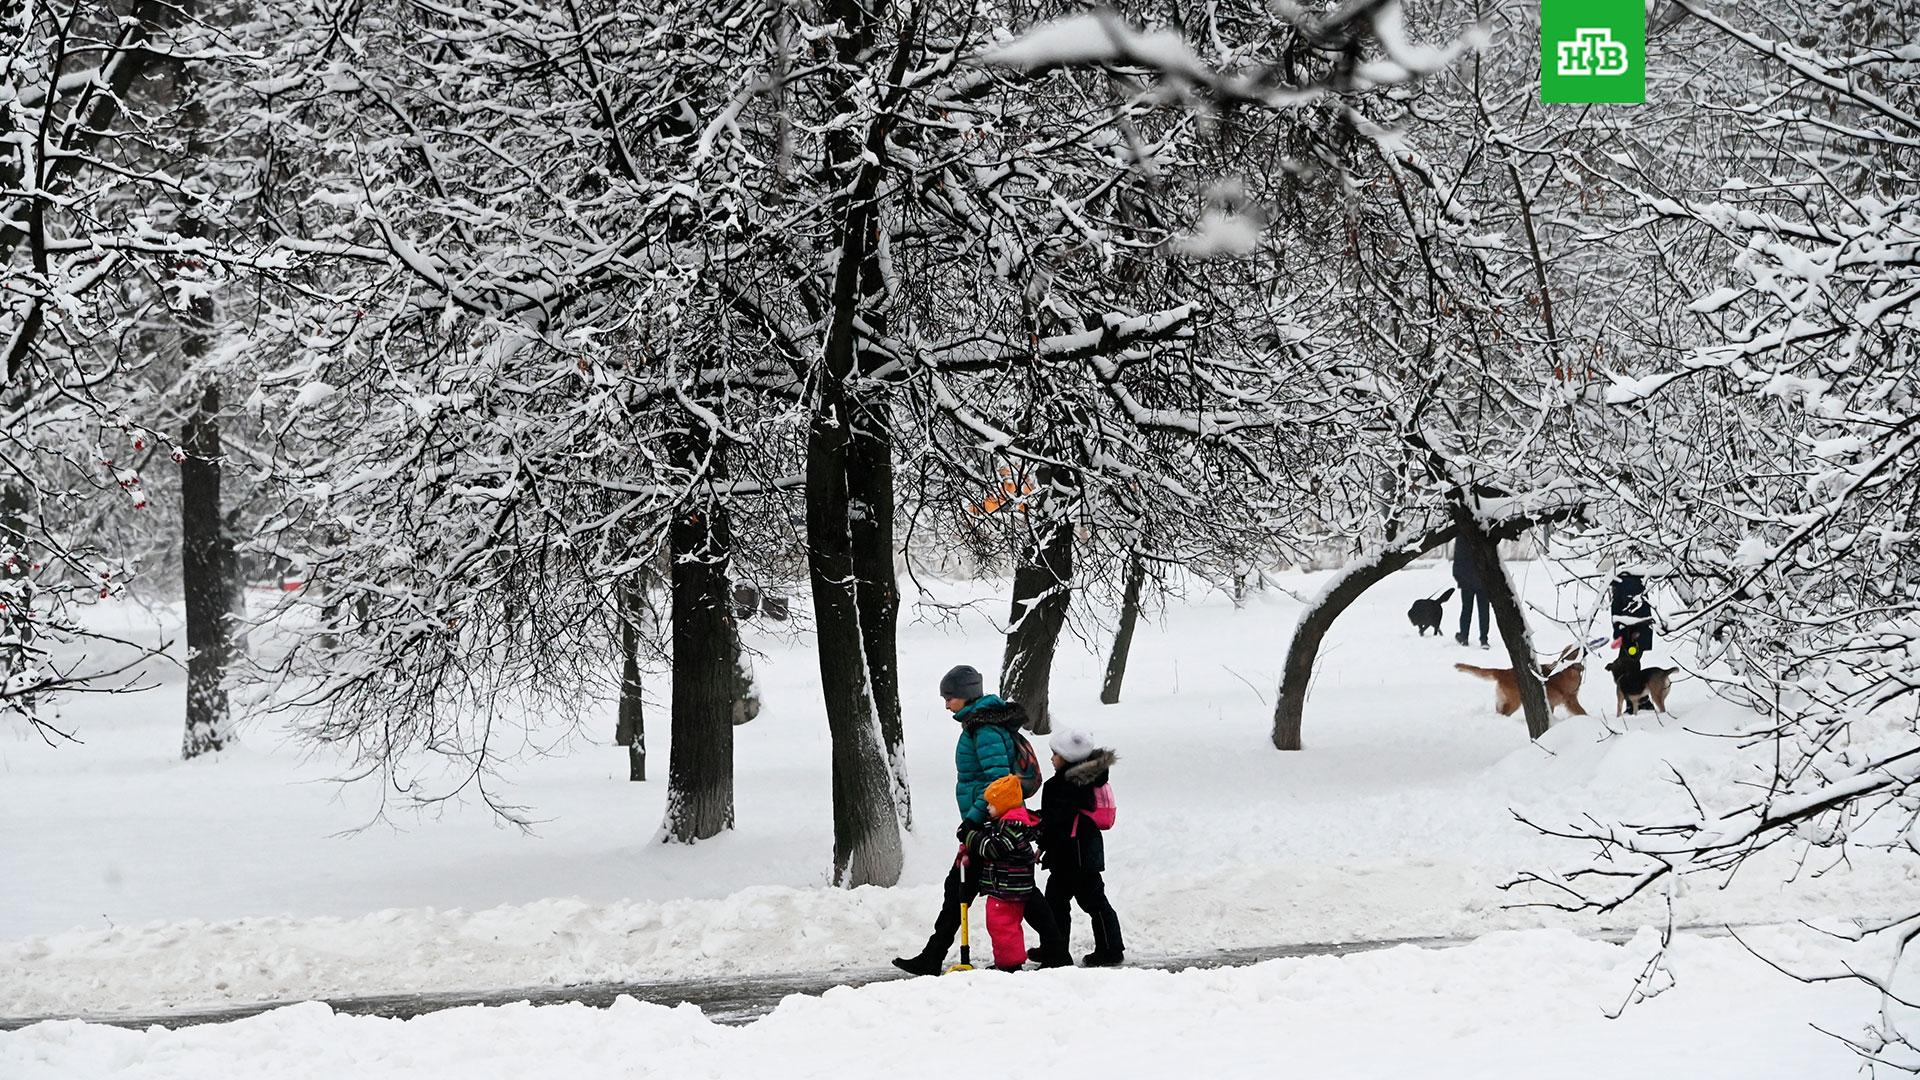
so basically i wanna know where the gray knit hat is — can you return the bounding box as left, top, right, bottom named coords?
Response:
left=938, top=664, right=984, bottom=702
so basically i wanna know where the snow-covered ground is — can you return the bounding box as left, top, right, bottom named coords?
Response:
left=3, top=559, right=1908, bottom=1075
left=0, top=930, right=1877, bottom=1079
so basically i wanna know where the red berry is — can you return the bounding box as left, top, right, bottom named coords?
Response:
left=134, top=439, right=145, bottom=450
left=99, top=589, right=109, bottom=598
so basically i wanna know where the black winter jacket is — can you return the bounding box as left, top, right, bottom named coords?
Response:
left=965, top=808, right=1040, bottom=899
left=1039, top=750, right=1116, bottom=873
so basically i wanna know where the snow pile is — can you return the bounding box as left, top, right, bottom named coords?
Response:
left=0, top=930, right=1874, bottom=1079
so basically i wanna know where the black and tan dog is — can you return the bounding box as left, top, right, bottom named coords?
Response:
left=1605, top=647, right=1675, bottom=717
left=1407, top=588, right=1456, bottom=636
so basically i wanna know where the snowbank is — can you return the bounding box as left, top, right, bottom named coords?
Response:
left=0, top=930, right=1875, bottom=1079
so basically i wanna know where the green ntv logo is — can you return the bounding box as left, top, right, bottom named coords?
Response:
left=1540, top=0, right=1644, bottom=104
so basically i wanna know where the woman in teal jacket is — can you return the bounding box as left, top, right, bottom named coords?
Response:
left=952, top=692, right=1025, bottom=824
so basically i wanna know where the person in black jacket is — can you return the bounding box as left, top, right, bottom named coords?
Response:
left=1610, top=568, right=1654, bottom=655
left=1452, top=538, right=1491, bottom=649
left=1041, top=728, right=1124, bottom=967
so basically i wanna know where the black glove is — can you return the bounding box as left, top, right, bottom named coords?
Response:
left=956, top=822, right=978, bottom=844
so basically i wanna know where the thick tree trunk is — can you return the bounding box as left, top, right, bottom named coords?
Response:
left=807, top=378, right=904, bottom=886
left=1454, top=508, right=1551, bottom=739
left=662, top=485, right=736, bottom=841
left=1000, top=466, right=1077, bottom=736
left=180, top=383, right=233, bottom=759
left=847, top=402, right=909, bottom=827
left=614, top=580, right=646, bottom=782
left=805, top=0, right=909, bottom=886
left=1100, top=554, right=1147, bottom=705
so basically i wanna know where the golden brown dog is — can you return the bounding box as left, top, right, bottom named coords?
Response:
left=1455, top=659, right=1588, bottom=717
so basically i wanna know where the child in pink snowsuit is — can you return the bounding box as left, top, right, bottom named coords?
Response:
left=964, top=774, right=1067, bottom=970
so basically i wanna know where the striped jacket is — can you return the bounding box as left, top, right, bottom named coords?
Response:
left=966, top=806, right=1040, bottom=899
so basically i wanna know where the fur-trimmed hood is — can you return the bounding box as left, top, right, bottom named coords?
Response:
left=1062, top=748, right=1117, bottom=786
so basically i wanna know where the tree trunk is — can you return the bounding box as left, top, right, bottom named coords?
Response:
left=180, top=383, right=232, bottom=759
left=1000, top=466, right=1077, bottom=735
left=1100, top=553, right=1147, bottom=705
left=662, top=485, right=736, bottom=841
left=807, top=377, right=903, bottom=886
left=614, top=580, right=646, bottom=782
left=173, top=11, right=231, bottom=762
left=1454, top=507, right=1552, bottom=739
left=805, top=0, right=908, bottom=886
left=847, top=402, right=909, bottom=827
left=1271, top=525, right=1456, bottom=750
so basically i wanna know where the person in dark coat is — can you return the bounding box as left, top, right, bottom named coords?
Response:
left=893, top=664, right=1058, bottom=975
left=1452, top=538, right=1492, bottom=648
left=1040, top=727, right=1124, bottom=967
left=1610, top=568, right=1654, bottom=655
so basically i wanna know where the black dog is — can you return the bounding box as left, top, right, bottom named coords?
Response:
left=1408, top=588, right=1456, bottom=636
left=1605, top=648, right=1675, bottom=716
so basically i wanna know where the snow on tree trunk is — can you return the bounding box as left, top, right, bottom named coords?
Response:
left=172, top=1, right=233, bottom=761
left=807, top=377, right=904, bottom=887
left=805, top=0, right=907, bottom=886
left=847, top=402, right=909, bottom=828
left=662, top=485, right=736, bottom=842
left=614, top=581, right=646, bottom=782
left=1100, top=553, right=1147, bottom=705
left=180, top=382, right=233, bottom=759
left=1271, top=544, right=1421, bottom=751
left=1001, top=465, right=1077, bottom=736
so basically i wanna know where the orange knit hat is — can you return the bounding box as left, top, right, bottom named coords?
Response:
left=984, top=774, right=1025, bottom=816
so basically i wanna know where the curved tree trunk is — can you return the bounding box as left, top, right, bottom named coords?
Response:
left=1001, top=465, right=1078, bottom=735
left=662, top=441, right=737, bottom=841
left=1272, top=503, right=1580, bottom=749
left=1271, top=524, right=1457, bottom=750
left=847, top=402, right=909, bottom=828
left=1100, top=553, right=1147, bottom=705
left=1454, top=508, right=1551, bottom=739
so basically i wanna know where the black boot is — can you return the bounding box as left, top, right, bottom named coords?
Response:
left=892, top=951, right=945, bottom=977
left=1082, top=950, right=1124, bottom=967
left=1031, top=948, right=1073, bottom=969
